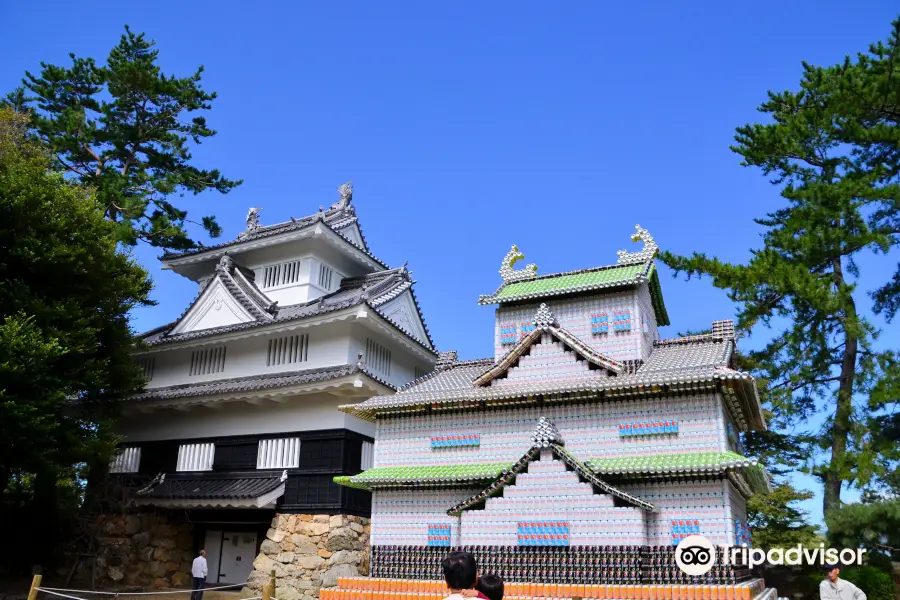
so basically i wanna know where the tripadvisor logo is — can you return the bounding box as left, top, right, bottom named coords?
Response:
left=675, top=535, right=717, bottom=575
left=675, top=535, right=867, bottom=574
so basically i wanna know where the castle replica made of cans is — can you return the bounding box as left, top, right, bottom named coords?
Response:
left=327, top=227, right=775, bottom=600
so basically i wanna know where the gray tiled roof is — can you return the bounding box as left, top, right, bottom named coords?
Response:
left=159, top=203, right=384, bottom=266
left=341, top=335, right=765, bottom=430
left=131, top=363, right=394, bottom=402
left=138, top=472, right=283, bottom=500
left=139, top=263, right=436, bottom=351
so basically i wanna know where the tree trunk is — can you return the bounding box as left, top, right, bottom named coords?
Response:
left=825, top=257, right=858, bottom=516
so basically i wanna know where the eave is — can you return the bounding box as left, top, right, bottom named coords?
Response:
left=134, top=302, right=438, bottom=361
left=124, top=369, right=394, bottom=414
left=340, top=373, right=765, bottom=432
left=160, top=220, right=387, bottom=271
left=134, top=485, right=285, bottom=509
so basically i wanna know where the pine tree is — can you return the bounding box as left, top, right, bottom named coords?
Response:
left=660, top=21, right=900, bottom=516
left=0, top=107, right=152, bottom=569
left=3, top=26, right=240, bottom=250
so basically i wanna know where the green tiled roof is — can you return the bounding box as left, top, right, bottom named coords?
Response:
left=335, top=452, right=768, bottom=493
left=586, top=451, right=754, bottom=472
left=478, top=262, right=670, bottom=326
left=335, top=462, right=512, bottom=490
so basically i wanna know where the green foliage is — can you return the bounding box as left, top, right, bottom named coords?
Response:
left=841, top=566, right=896, bottom=600
left=746, top=483, right=823, bottom=548
left=0, top=107, right=152, bottom=572
left=827, top=499, right=900, bottom=568
left=660, top=17, right=900, bottom=516
left=3, top=26, right=240, bottom=250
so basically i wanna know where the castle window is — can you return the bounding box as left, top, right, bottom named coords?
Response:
left=257, top=438, right=301, bottom=469
left=318, top=263, right=336, bottom=291
left=590, top=312, right=609, bottom=335
left=499, top=323, right=517, bottom=345
left=520, top=322, right=536, bottom=338
left=267, top=334, right=309, bottom=366
left=414, top=366, right=428, bottom=379
left=613, top=309, right=633, bottom=331
left=361, top=441, right=374, bottom=470
left=109, top=447, right=141, bottom=474
left=188, top=346, right=227, bottom=376
left=262, top=260, right=304, bottom=289
left=366, top=338, right=392, bottom=376
left=176, top=443, right=215, bottom=472
left=136, top=356, right=155, bottom=380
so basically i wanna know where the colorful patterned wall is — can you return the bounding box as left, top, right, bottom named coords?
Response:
left=493, top=334, right=610, bottom=387
left=492, top=287, right=657, bottom=363
left=461, top=451, right=645, bottom=546
left=370, top=489, right=471, bottom=547
left=374, top=394, right=727, bottom=468
left=620, top=479, right=743, bottom=546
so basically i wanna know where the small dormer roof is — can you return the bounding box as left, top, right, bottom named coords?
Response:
left=139, top=257, right=436, bottom=353
left=473, top=304, right=623, bottom=386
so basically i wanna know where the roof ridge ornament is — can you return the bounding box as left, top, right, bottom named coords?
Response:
left=532, top=417, right=563, bottom=447
left=532, top=303, right=556, bottom=329
left=617, top=224, right=658, bottom=265
left=218, top=254, right=234, bottom=272
left=335, top=180, right=353, bottom=209
left=499, top=244, right=538, bottom=283
left=246, top=207, right=262, bottom=231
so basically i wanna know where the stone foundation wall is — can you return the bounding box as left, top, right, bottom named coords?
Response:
left=93, top=513, right=194, bottom=589
left=248, top=514, right=370, bottom=600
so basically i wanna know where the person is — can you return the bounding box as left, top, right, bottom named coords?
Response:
left=475, top=573, right=504, bottom=600
left=820, top=565, right=866, bottom=600
left=191, top=549, right=208, bottom=600
left=441, top=551, right=488, bottom=600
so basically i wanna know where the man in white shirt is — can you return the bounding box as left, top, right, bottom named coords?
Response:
left=820, top=565, right=866, bottom=600
left=191, top=550, right=208, bottom=600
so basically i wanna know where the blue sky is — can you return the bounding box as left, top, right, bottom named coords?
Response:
left=2, top=1, right=898, bottom=527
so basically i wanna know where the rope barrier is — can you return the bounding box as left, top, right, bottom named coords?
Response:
left=36, top=583, right=250, bottom=597
left=35, top=590, right=90, bottom=600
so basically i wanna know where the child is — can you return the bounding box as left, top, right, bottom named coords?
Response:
left=475, top=573, right=504, bottom=600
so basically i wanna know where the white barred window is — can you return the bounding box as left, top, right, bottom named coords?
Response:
left=189, top=346, right=227, bottom=376
left=266, top=334, right=309, bottom=366
left=361, top=441, right=374, bottom=471
left=109, top=447, right=141, bottom=473
left=262, top=260, right=303, bottom=289
left=257, top=438, right=300, bottom=469
left=136, top=356, right=155, bottom=380
left=176, top=443, right=215, bottom=472
left=318, top=263, right=336, bottom=291
left=366, top=338, right=391, bottom=376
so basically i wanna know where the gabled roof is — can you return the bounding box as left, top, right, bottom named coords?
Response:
left=445, top=418, right=656, bottom=515
left=159, top=189, right=384, bottom=267
left=473, top=304, right=623, bottom=386
left=340, top=322, right=765, bottom=431
left=138, top=261, right=436, bottom=353
left=168, top=255, right=276, bottom=335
